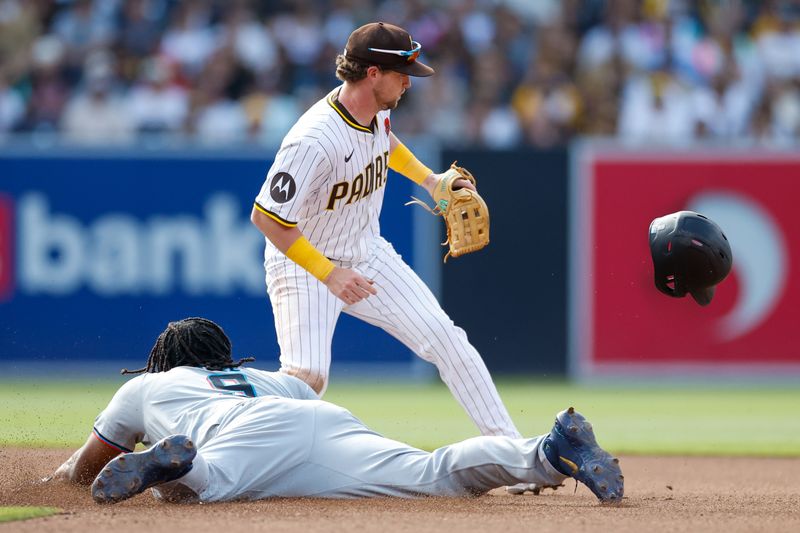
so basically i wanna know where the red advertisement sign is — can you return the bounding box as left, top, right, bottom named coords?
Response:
left=572, top=147, right=800, bottom=377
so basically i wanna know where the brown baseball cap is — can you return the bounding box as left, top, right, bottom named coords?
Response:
left=344, top=22, right=434, bottom=77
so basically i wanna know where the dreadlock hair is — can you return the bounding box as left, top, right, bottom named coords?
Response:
left=121, top=317, right=255, bottom=375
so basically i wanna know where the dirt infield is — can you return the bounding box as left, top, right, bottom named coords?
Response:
left=1, top=448, right=798, bottom=533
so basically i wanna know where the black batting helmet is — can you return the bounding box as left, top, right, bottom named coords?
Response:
left=648, top=211, right=733, bottom=306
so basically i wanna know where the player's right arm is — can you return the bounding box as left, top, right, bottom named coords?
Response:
left=250, top=208, right=376, bottom=305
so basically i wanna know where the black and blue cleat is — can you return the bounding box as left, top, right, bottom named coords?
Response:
left=92, top=434, right=196, bottom=504
left=543, top=407, right=624, bottom=503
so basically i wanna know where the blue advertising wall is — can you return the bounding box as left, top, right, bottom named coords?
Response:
left=0, top=149, right=416, bottom=371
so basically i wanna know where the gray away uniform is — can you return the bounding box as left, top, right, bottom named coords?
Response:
left=92, top=366, right=566, bottom=502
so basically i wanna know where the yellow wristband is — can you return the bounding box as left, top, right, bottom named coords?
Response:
left=389, top=142, right=433, bottom=185
left=285, top=237, right=335, bottom=282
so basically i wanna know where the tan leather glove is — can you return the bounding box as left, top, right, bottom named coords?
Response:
left=407, top=162, right=490, bottom=262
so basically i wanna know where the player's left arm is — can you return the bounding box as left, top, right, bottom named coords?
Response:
left=389, top=132, right=475, bottom=194
left=48, top=434, right=122, bottom=485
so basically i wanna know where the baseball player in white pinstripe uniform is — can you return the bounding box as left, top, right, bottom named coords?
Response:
left=250, top=23, right=530, bottom=489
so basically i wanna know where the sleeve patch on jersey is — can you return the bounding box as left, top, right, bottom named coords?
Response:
left=92, top=427, right=133, bottom=453
left=253, top=202, right=298, bottom=227
left=269, top=172, right=297, bottom=203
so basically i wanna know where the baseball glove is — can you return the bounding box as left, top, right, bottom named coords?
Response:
left=406, top=162, right=490, bottom=262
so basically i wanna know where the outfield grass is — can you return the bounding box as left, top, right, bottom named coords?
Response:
left=0, top=507, right=60, bottom=523
left=1, top=378, right=798, bottom=456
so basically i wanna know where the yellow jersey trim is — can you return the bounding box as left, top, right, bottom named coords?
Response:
left=327, top=93, right=373, bottom=133
left=253, top=202, right=297, bottom=227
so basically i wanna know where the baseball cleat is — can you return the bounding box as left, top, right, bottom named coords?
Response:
left=92, top=435, right=196, bottom=504
left=542, top=407, right=624, bottom=503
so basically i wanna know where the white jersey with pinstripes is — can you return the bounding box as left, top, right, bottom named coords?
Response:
left=254, top=87, right=391, bottom=263
left=252, top=85, right=522, bottom=440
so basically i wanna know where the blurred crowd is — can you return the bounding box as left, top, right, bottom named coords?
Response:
left=1, top=0, right=799, bottom=147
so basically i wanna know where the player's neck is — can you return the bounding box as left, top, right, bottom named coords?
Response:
left=338, top=83, right=379, bottom=127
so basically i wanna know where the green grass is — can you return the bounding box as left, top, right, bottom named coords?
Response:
left=0, top=506, right=60, bottom=523
left=1, top=378, right=799, bottom=456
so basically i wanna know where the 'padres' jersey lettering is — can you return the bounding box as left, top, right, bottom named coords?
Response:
left=255, top=88, right=392, bottom=262
left=327, top=151, right=389, bottom=210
